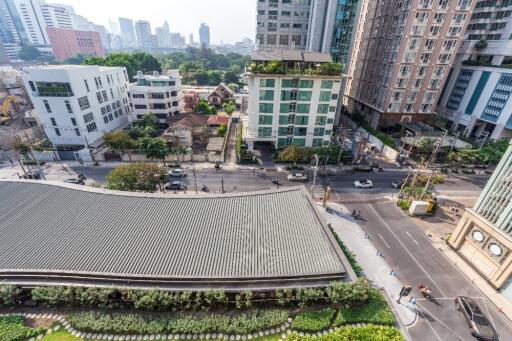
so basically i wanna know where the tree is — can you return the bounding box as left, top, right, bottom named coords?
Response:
left=207, top=70, right=223, bottom=85
left=18, top=45, right=41, bottom=61
left=278, top=145, right=303, bottom=166
left=223, top=70, right=239, bottom=85
left=0, top=284, right=21, bottom=306
left=106, top=163, right=168, bottom=192
left=222, top=101, right=236, bottom=115
left=195, top=99, right=217, bottom=114
left=416, top=137, right=437, bottom=155
left=64, top=53, right=87, bottom=65
left=218, top=124, right=227, bottom=137
left=193, top=70, right=209, bottom=85
left=138, top=137, right=170, bottom=165
left=104, top=131, right=137, bottom=162
left=84, top=53, right=162, bottom=81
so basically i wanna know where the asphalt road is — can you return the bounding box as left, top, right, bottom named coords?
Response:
left=344, top=201, right=512, bottom=341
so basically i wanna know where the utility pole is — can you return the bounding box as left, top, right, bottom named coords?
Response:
left=323, top=185, right=331, bottom=208
left=221, top=178, right=225, bottom=194
left=420, top=129, right=448, bottom=200
left=193, top=165, right=198, bottom=194
left=396, top=166, right=413, bottom=199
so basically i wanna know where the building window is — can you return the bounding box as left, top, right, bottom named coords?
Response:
left=259, top=103, right=274, bottom=113
left=71, top=118, right=77, bottom=126
left=84, top=80, right=90, bottom=92
left=315, top=116, right=327, bottom=126
left=258, top=127, right=272, bottom=137
left=319, top=91, right=331, bottom=102
left=78, top=96, right=91, bottom=110
left=314, top=127, right=325, bottom=136
left=132, top=93, right=145, bottom=98
left=321, top=80, right=333, bottom=89
left=75, top=128, right=81, bottom=136
left=317, top=104, right=329, bottom=114
left=259, top=90, right=274, bottom=101
left=294, top=116, right=308, bottom=125
left=102, top=90, right=108, bottom=101
left=103, top=116, right=109, bottom=124
left=260, top=79, right=275, bottom=88
left=151, top=93, right=165, bottom=99
left=134, top=104, right=148, bottom=109
left=299, top=80, right=313, bottom=88
left=50, top=118, right=57, bottom=126
left=54, top=128, right=61, bottom=136
left=282, top=79, right=299, bottom=88
left=97, top=92, right=103, bottom=104
left=279, top=35, right=289, bottom=45
left=258, top=115, right=273, bottom=125
left=293, top=127, right=307, bottom=136
left=86, top=122, right=97, bottom=133
left=83, top=112, right=95, bottom=123
left=296, top=104, right=310, bottom=113
left=65, top=100, right=73, bottom=113
left=94, top=77, right=99, bottom=89
left=267, top=34, right=277, bottom=45
left=43, top=100, right=52, bottom=113
left=297, top=91, right=312, bottom=101
left=29, top=81, right=36, bottom=92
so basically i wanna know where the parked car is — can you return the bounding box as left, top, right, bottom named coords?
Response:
left=288, top=173, right=308, bottom=182
left=391, top=178, right=405, bottom=189
left=354, top=179, right=374, bottom=188
left=455, top=296, right=497, bottom=340
left=19, top=171, right=41, bottom=180
left=165, top=181, right=186, bottom=191
left=168, top=169, right=186, bottom=177
left=64, top=174, right=86, bottom=185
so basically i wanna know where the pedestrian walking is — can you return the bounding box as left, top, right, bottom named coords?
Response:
left=352, top=209, right=356, bottom=218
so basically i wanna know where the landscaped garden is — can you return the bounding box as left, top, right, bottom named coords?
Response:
left=0, top=316, right=46, bottom=341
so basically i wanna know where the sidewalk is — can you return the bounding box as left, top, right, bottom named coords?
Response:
left=318, top=203, right=417, bottom=331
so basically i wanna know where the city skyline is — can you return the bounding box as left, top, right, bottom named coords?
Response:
left=50, top=0, right=256, bottom=44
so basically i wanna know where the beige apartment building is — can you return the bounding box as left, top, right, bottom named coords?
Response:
left=344, top=0, right=474, bottom=128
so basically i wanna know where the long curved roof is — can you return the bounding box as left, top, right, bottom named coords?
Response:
left=0, top=181, right=350, bottom=290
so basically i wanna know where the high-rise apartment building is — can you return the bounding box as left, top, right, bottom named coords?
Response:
left=135, top=20, right=152, bottom=49
left=129, top=71, right=184, bottom=128
left=344, top=0, right=473, bottom=128
left=21, top=65, right=131, bottom=148
left=307, top=0, right=360, bottom=64
left=256, top=0, right=310, bottom=51
left=438, top=0, right=512, bottom=140
left=199, top=23, right=210, bottom=47
left=46, top=27, right=104, bottom=60
left=118, top=17, right=136, bottom=48
left=155, top=21, right=171, bottom=48
left=0, top=0, right=28, bottom=60
left=41, top=2, right=74, bottom=29
left=449, top=141, right=512, bottom=300
left=244, top=50, right=342, bottom=149
left=14, top=0, right=50, bottom=46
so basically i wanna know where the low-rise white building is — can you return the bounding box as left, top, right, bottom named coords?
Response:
left=245, top=50, right=342, bottom=150
left=128, top=70, right=184, bottom=128
left=21, top=65, right=131, bottom=148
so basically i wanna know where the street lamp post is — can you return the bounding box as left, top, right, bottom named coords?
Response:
left=311, top=154, right=319, bottom=193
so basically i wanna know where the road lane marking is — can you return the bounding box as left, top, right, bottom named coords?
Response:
left=416, top=303, right=467, bottom=341
left=378, top=233, right=391, bottom=248
left=369, top=204, right=448, bottom=298
left=406, top=231, right=420, bottom=246
left=419, top=306, right=443, bottom=341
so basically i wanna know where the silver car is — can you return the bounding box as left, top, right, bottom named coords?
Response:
left=455, top=296, right=497, bottom=340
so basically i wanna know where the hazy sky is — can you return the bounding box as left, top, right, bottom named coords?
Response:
left=54, top=0, right=256, bottom=44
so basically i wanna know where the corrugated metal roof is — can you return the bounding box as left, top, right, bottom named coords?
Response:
left=302, top=52, right=333, bottom=63
left=0, top=182, right=346, bottom=288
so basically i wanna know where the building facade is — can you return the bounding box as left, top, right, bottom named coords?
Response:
left=41, top=2, right=74, bottom=29
left=449, top=141, right=512, bottom=301
left=155, top=21, right=171, bottom=48
left=118, top=17, right=136, bottom=48
left=245, top=50, right=341, bottom=149
left=344, top=0, right=473, bottom=128
left=128, top=70, right=184, bottom=128
left=256, top=0, right=310, bottom=51
left=0, top=0, right=28, bottom=60
left=46, top=27, right=104, bottom=60
left=199, top=23, right=210, bottom=47
left=14, top=0, right=50, bottom=46
left=437, top=0, right=512, bottom=140
left=21, top=65, right=131, bottom=148
left=135, top=20, right=152, bottom=49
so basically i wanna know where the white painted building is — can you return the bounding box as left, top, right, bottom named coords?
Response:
left=245, top=50, right=342, bottom=150
left=14, top=0, right=50, bottom=46
left=21, top=65, right=131, bottom=148
left=438, top=1, right=512, bottom=140
left=41, top=2, right=74, bottom=29
left=128, top=70, right=184, bottom=128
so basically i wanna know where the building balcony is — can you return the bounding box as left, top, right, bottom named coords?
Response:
left=247, top=60, right=343, bottom=77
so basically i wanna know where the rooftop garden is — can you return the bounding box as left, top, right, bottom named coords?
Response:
left=247, top=61, right=343, bottom=76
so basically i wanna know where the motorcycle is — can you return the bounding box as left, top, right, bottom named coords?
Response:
left=419, top=285, right=432, bottom=299
left=201, top=185, right=209, bottom=193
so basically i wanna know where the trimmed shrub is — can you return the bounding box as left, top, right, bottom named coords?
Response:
left=68, top=310, right=288, bottom=335
left=285, top=325, right=404, bottom=341
left=0, top=316, right=46, bottom=341
left=334, top=289, right=396, bottom=326
left=326, top=278, right=371, bottom=308
left=290, top=308, right=336, bottom=332
left=0, top=284, right=21, bottom=306
left=398, top=199, right=411, bottom=211
left=328, top=225, right=363, bottom=277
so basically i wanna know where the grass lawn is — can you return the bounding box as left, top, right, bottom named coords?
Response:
left=41, top=330, right=282, bottom=341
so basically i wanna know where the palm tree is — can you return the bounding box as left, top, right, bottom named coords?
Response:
left=279, top=145, right=303, bottom=166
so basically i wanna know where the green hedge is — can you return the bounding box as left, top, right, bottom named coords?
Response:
left=68, top=310, right=288, bottom=335
left=334, top=289, right=396, bottom=326
left=0, top=316, right=46, bottom=341
left=285, top=325, right=404, bottom=341
left=291, top=308, right=336, bottom=332
left=328, top=225, right=363, bottom=277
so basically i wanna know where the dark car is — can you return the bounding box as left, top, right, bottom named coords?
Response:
left=391, top=178, right=405, bottom=189
left=455, top=296, right=497, bottom=340
left=165, top=181, right=185, bottom=191
left=19, top=171, right=41, bottom=180
left=64, top=174, right=86, bottom=185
